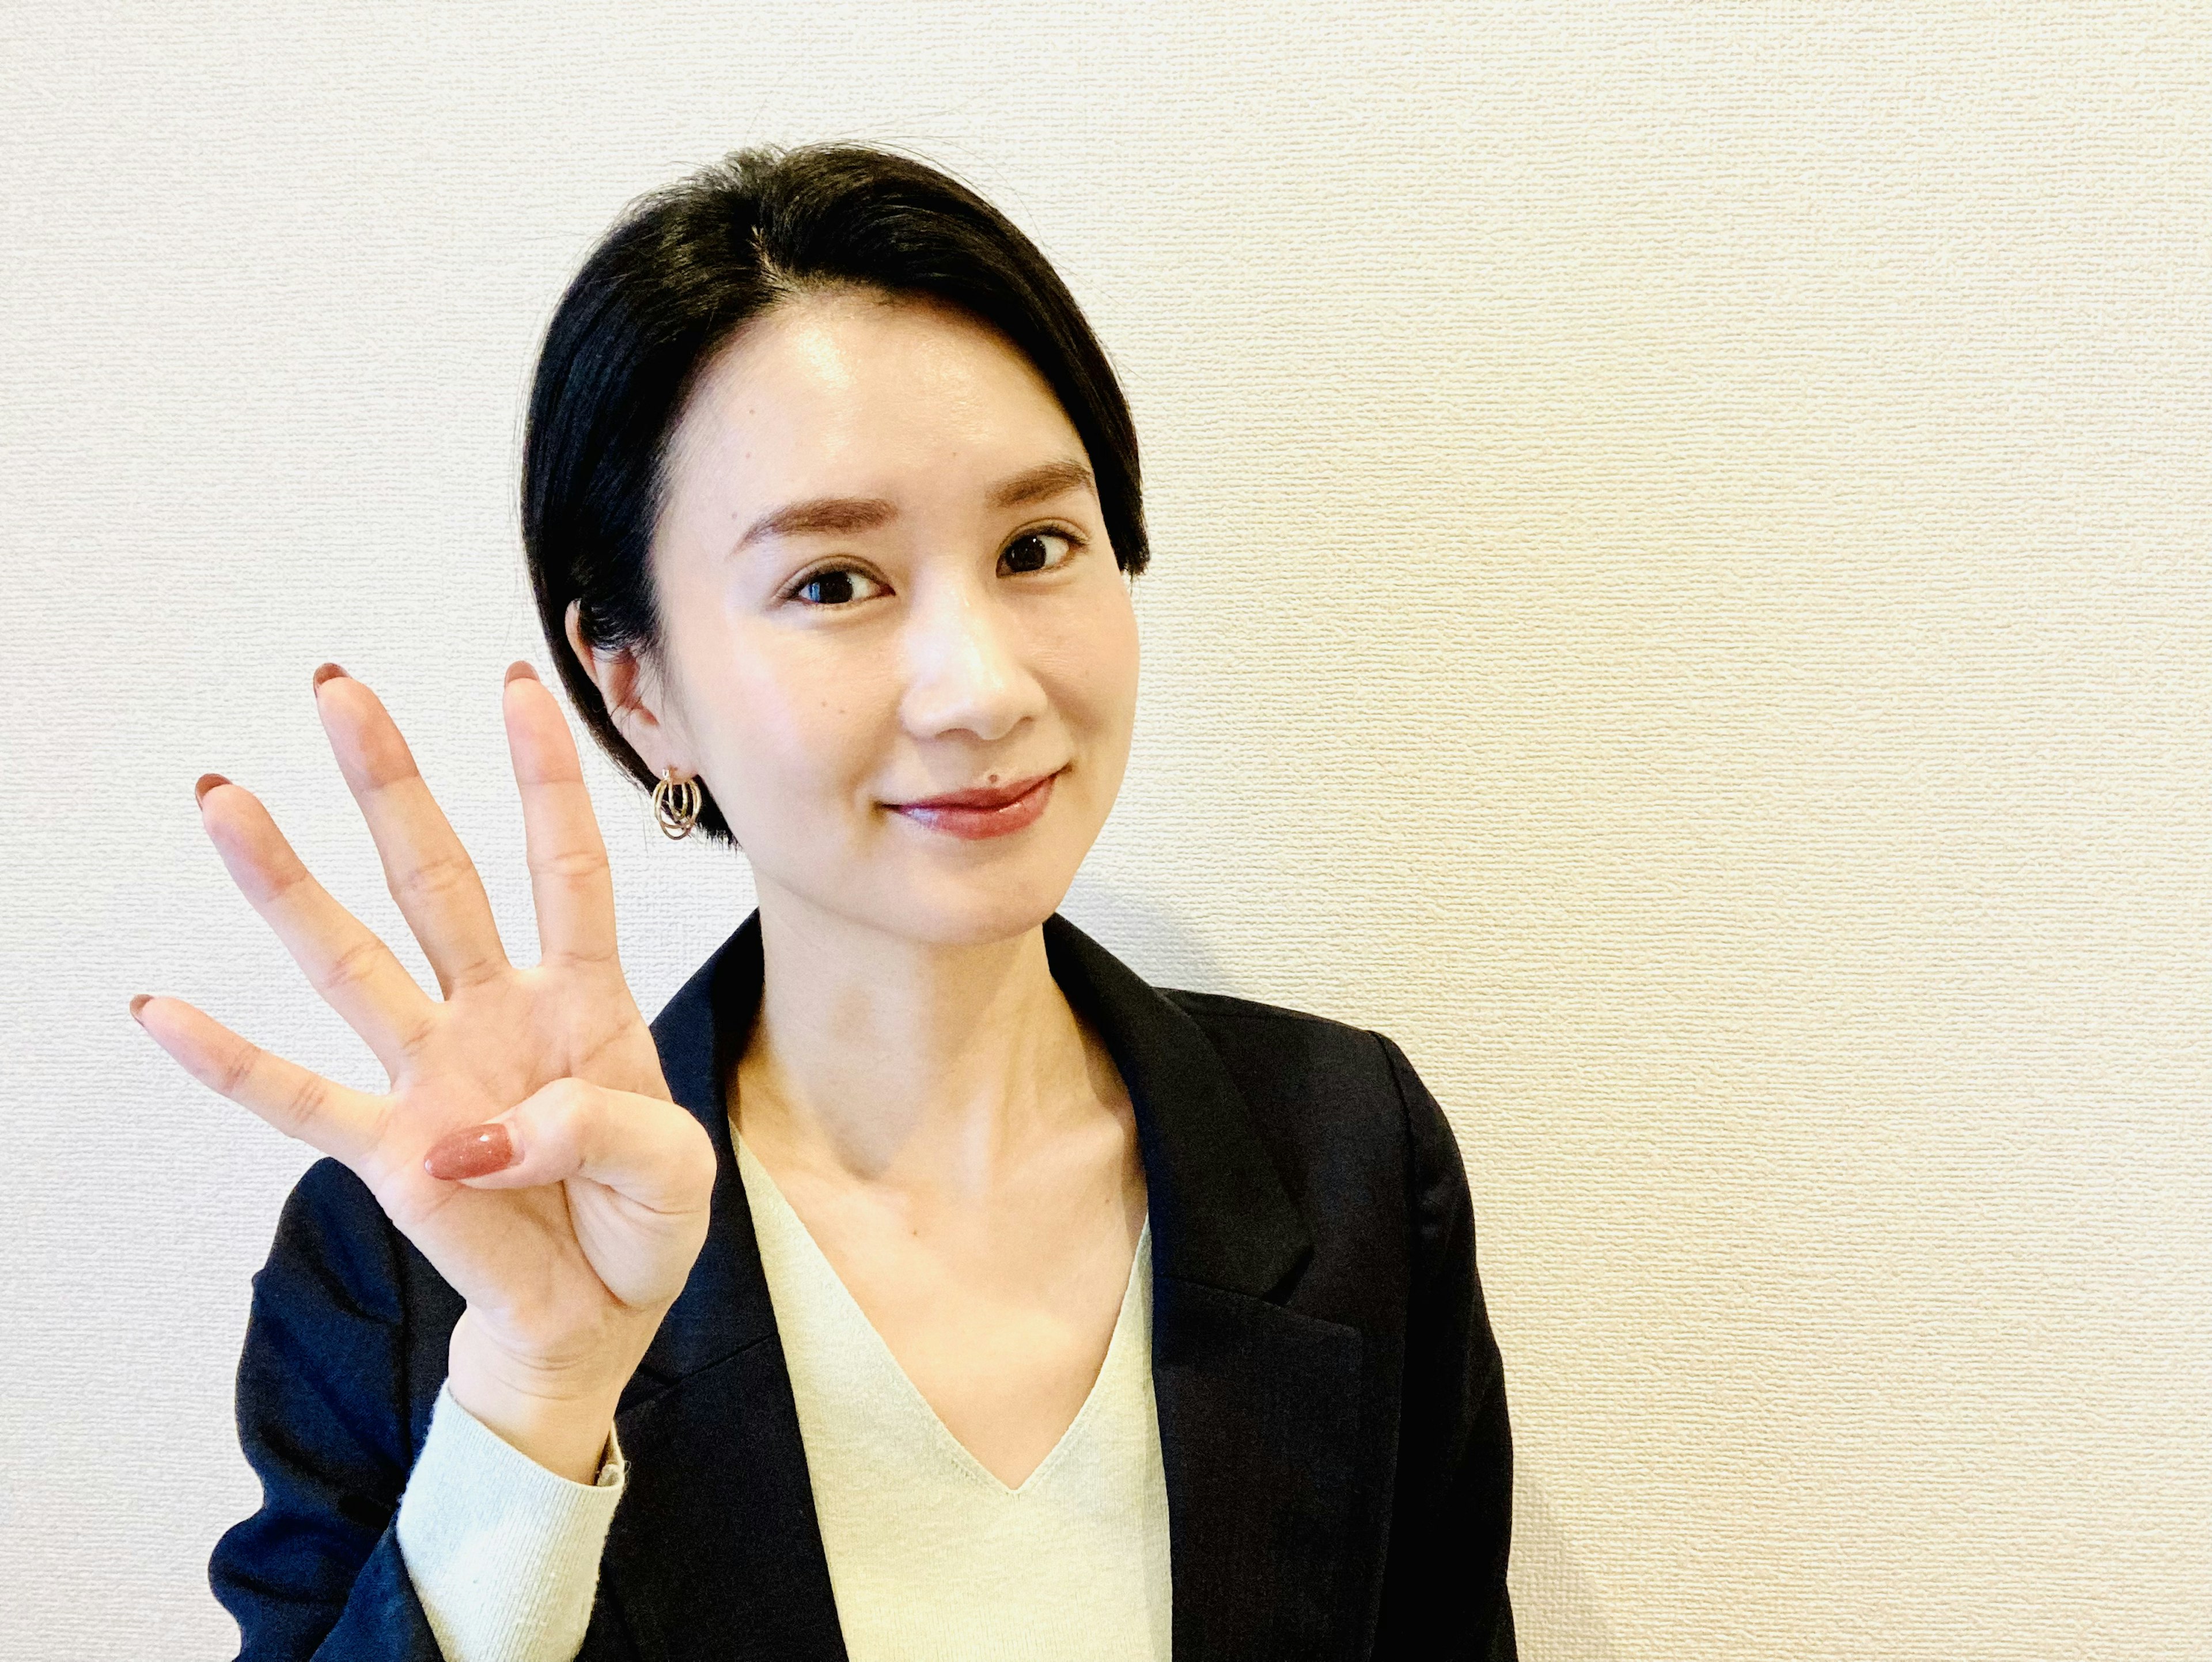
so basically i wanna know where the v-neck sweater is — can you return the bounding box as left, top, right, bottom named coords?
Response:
left=736, top=1133, right=1173, bottom=1662
left=391, top=1138, right=1172, bottom=1662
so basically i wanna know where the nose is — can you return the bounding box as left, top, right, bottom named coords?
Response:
left=896, top=572, right=1044, bottom=745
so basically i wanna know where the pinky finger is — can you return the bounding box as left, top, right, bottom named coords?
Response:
left=132, top=994, right=385, bottom=1168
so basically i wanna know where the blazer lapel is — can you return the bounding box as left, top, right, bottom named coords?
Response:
left=597, top=915, right=849, bottom=1662
left=1046, top=917, right=1368, bottom=1662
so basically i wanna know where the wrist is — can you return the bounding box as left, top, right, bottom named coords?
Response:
left=445, top=1373, right=620, bottom=1485
left=445, top=1312, right=642, bottom=1483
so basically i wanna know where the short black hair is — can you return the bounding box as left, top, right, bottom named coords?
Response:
left=521, top=142, right=1147, bottom=847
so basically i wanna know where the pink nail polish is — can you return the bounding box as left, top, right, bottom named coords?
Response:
left=425, top=1123, right=516, bottom=1180
left=130, top=993, right=151, bottom=1021
left=505, top=661, right=540, bottom=686
left=195, top=773, right=229, bottom=805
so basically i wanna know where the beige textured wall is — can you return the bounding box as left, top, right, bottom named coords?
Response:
left=5, top=3, right=2206, bottom=1657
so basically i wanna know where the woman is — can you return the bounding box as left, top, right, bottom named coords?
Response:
left=132, top=144, right=1516, bottom=1661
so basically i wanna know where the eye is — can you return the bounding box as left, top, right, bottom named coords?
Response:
left=1000, top=527, right=1084, bottom=577
left=787, top=566, right=889, bottom=607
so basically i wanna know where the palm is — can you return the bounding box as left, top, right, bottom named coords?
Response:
left=139, top=664, right=717, bottom=1376
left=369, top=967, right=674, bottom=1327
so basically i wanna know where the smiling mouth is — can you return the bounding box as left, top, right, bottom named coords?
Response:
left=885, top=769, right=1063, bottom=840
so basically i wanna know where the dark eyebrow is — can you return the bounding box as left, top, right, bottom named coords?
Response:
left=733, top=460, right=1095, bottom=556
left=735, top=495, right=897, bottom=552
left=988, top=459, right=1094, bottom=509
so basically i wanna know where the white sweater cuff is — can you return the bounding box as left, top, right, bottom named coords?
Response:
left=395, top=1381, right=627, bottom=1662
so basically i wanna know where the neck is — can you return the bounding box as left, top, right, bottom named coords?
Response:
left=734, top=888, right=1108, bottom=1194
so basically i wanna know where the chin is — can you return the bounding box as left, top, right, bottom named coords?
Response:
left=770, top=843, right=1084, bottom=950
left=874, top=864, right=1078, bottom=948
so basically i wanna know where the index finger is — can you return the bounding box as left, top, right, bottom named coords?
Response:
left=503, top=663, right=619, bottom=970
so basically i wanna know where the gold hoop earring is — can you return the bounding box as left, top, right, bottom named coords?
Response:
left=652, top=767, right=702, bottom=840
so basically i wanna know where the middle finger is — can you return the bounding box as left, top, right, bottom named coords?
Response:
left=313, top=665, right=510, bottom=998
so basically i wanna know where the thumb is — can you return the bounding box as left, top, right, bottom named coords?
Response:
left=423, top=1078, right=717, bottom=1216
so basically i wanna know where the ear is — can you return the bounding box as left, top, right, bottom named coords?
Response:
left=563, top=599, right=696, bottom=779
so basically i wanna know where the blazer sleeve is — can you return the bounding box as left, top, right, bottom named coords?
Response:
left=1371, top=1034, right=1518, bottom=1662
left=209, top=1156, right=448, bottom=1661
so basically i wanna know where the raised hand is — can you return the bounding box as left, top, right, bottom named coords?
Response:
left=133, top=661, right=718, bottom=1482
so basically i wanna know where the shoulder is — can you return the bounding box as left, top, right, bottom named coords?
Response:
left=248, top=1156, right=407, bottom=1322
left=1160, top=987, right=1464, bottom=1220
left=1162, top=986, right=1406, bottom=1099
left=264, top=1158, right=405, bottom=1296
left=1161, top=985, right=1441, bottom=1134
left=245, top=1157, right=463, bottom=1432
left=1157, top=987, right=1476, bottom=1351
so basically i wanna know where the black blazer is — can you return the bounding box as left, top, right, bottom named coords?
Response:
left=211, top=913, right=1516, bottom=1661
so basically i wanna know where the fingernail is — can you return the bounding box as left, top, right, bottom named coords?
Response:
left=505, top=661, right=540, bottom=686
left=425, top=1123, right=516, bottom=1181
left=195, top=773, right=229, bottom=805
left=129, top=993, right=151, bottom=1021
left=313, top=661, right=348, bottom=690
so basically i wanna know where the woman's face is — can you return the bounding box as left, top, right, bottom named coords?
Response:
left=582, top=286, right=1140, bottom=949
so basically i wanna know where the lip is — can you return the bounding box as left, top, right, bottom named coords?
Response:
left=886, top=769, right=1062, bottom=841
